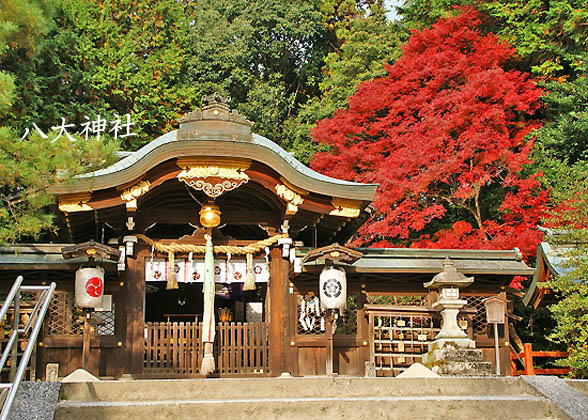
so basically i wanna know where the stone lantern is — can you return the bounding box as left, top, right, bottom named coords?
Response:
left=421, top=257, right=491, bottom=376
left=423, top=257, right=474, bottom=349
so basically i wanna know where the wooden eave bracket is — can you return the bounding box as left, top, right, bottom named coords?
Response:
left=58, top=193, right=93, bottom=213
left=61, top=240, right=121, bottom=261
left=302, top=243, right=363, bottom=265
left=329, top=198, right=363, bottom=218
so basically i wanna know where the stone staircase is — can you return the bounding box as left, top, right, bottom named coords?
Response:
left=55, top=376, right=566, bottom=420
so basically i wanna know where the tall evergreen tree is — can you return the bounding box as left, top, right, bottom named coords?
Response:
left=0, top=0, right=118, bottom=243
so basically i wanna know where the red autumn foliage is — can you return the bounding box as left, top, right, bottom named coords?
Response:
left=310, top=7, right=549, bottom=258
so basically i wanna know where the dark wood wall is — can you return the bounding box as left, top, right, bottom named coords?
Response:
left=27, top=252, right=514, bottom=379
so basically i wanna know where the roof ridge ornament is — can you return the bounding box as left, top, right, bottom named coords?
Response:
left=177, top=92, right=253, bottom=129
left=202, top=93, right=230, bottom=111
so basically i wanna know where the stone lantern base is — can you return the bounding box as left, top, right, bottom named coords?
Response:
left=422, top=340, right=492, bottom=376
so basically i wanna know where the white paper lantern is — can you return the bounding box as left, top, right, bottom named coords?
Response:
left=319, top=266, right=347, bottom=310
left=75, top=266, right=105, bottom=308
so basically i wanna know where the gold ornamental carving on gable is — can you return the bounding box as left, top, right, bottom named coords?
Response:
left=120, top=180, right=151, bottom=202
left=275, top=184, right=304, bottom=215
left=330, top=198, right=362, bottom=218
left=176, top=158, right=251, bottom=198
left=58, top=193, right=93, bottom=213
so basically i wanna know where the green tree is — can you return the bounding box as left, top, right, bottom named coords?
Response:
left=1, top=0, right=196, bottom=150
left=0, top=0, right=118, bottom=243
left=546, top=187, right=588, bottom=378
left=3, top=0, right=333, bottom=152
left=287, top=0, right=407, bottom=162
left=530, top=59, right=588, bottom=201
left=183, top=0, right=329, bottom=150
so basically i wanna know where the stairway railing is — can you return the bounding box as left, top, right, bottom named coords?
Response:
left=0, top=276, right=56, bottom=420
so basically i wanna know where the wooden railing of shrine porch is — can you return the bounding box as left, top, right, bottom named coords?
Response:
left=510, top=343, right=570, bottom=376
left=144, top=321, right=269, bottom=375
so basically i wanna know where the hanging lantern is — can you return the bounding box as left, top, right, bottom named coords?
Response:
left=75, top=266, right=105, bottom=308
left=319, top=266, right=347, bottom=310
left=199, top=202, right=221, bottom=228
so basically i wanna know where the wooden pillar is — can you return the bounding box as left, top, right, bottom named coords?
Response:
left=357, top=281, right=370, bottom=369
left=269, top=246, right=288, bottom=376
left=125, top=252, right=145, bottom=375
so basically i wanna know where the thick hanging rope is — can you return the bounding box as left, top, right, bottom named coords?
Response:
left=166, top=251, right=178, bottom=290
left=136, top=233, right=288, bottom=255
left=243, top=253, right=255, bottom=291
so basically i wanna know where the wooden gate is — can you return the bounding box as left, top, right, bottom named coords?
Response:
left=144, top=321, right=201, bottom=374
left=216, top=322, right=270, bottom=374
left=144, top=322, right=269, bottom=375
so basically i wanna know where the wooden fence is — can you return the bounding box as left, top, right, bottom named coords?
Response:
left=217, top=322, right=270, bottom=374
left=510, top=343, right=570, bottom=376
left=144, top=321, right=269, bottom=375
left=144, top=321, right=201, bottom=374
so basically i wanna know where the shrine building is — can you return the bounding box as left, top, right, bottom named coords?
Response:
left=0, top=94, right=534, bottom=379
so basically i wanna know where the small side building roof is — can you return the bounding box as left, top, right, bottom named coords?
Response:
left=523, top=241, right=577, bottom=307
left=0, top=244, right=118, bottom=271
left=293, top=247, right=534, bottom=290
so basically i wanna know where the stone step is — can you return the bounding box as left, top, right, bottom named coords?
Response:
left=60, top=377, right=540, bottom=402
left=54, top=395, right=560, bottom=420
left=565, top=379, right=588, bottom=397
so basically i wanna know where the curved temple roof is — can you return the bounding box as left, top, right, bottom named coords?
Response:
left=50, top=111, right=377, bottom=202
left=49, top=95, right=377, bottom=244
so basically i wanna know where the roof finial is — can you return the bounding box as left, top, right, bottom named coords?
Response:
left=201, top=92, right=231, bottom=111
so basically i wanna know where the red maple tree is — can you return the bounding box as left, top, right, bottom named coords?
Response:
left=310, top=7, right=549, bottom=258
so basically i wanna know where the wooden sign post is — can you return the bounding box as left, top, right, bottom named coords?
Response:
left=483, top=296, right=507, bottom=375
left=82, top=311, right=92, bottom=370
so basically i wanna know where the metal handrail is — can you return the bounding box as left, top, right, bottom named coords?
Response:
left=0, top=276, right=56, bottom=420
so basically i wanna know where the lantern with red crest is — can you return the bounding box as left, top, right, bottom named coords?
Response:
left=75, top=266, right=105, bottom=308
left=62, top=240, right=121, bottom=309
left=62, top=240, right=121, bottom=370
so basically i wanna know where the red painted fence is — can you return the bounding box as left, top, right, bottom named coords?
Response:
left=510, top=343, right=570, bottom=376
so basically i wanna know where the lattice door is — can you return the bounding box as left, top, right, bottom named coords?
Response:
left=46, top=291, right=115, bottom=336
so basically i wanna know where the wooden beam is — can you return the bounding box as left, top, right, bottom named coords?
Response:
left=133, top=209, right=281, bottom=228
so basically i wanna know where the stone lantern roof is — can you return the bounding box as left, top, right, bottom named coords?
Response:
left=423, top=257, right=474, bottom=289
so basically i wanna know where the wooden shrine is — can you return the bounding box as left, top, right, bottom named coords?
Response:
left=0, top=94, right=534, bottom=379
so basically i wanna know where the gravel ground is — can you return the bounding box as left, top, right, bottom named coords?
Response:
left=7, top=381, right=61, bottom=420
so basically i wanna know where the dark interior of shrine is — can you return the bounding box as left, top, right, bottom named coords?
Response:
left=144, top=282, right=267, bottom=323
